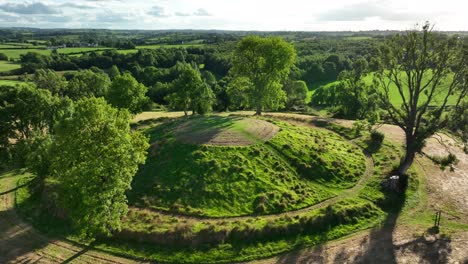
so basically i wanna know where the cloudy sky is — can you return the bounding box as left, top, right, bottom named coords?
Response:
left=0, top=0, right=467, bottom=31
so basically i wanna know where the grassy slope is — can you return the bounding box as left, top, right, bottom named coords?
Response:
left=129, top=117, right=367, bottom=217
left=0, top=49, right=51, bottom=59
left=0, top=61, right=21, bottom=73
left=0, top=79, right=25, bottom=86
left=268, top=120, right=366, bottom=188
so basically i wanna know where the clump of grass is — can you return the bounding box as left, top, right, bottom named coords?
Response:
left=427, top=153, right=458, bottom=171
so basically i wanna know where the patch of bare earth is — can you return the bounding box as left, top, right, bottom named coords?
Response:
left=248, top=226, right=468, bottom=264
left=175, top=118, right=279, bottom=146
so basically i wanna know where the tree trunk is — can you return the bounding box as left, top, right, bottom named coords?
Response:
left=255, top=104, right=262, bottom=116
left=398, top=137, right=417, bottom=176
left=184, top=110, right=187, bottom=116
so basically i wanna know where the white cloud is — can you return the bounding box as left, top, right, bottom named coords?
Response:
left=0, top=0, right=466, bottom=31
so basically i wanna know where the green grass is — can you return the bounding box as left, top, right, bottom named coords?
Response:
left=0, top=79, right=25, bottom=86
left=0, top=49, right=51, bottom=59
left=56, top=47, right=112, bottom=54
left=267, top=120, right=366, bottom=188
left=0, top=61, right=21, bottom=72
left=137, top=44, right=205, bottom=49
left=102, top=198, right=384, bottom=263
left=128, top=116, right=366, bottom=217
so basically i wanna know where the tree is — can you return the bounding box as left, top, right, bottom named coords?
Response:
left=49, top=97, right=148, bottom=237
left=375, top=23, right=468, bottom=176
left=33, top=69, right=68, bottom=97
left=0, top=53, right=8, bottom=61
left=166, top=63, right=214, bottom=115
left=67, top=69, right=111, bottom=100
left=108, top=65, right=121, bottom=80
left=20, top=52, right=51, bottom=73
left=284, top=80, right=308, bottom=109
left=334, top=57, right=378, bottom=119
left=0, top=84, right=70, bottom=167
left=231, top=36, right=296, bottom=115
left=192, top=82, right=215, bottom=115
left=0, top=84, right=64, bottom=142
left=226, top=77, right=252, bottom=110
left=107, top=73, right=149, bottom=114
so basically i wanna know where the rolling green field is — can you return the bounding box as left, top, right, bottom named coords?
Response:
left=0, top=48, right=51, bottom=59
left=137, top=44, right=205, bottom=49
left=56, top=47, right=113, bottom=54
left=0, top=61, right=21, bottom=72
left=0, top=79, right=25, bottom=86
left=311, top=72, right=459, bottom=106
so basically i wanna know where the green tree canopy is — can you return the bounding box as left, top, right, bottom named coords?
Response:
left=108, top=65, right=121, bottom=80
left=106, top=73, right=149, bottom=114
left=284, top=80, right=308, bottom=110
left=166, top=63, right=214, bottom=115
left=231, top=36, right=296, bottom=115
left=33, top=69, right=68, bottom=97
left=50, top=97, right=148, bottom=237
left=67, top=69, right=111, bottom=100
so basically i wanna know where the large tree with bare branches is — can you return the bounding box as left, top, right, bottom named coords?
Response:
left=375, top=23, right=467, bottom=176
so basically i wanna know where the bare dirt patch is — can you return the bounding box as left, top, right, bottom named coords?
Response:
left=248, top=226, right=468, bottom=264
left=175, top=117, right=279, bottom=146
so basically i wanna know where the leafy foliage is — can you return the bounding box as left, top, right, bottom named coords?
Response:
left=107, top=73, right=150, bottom=114
left=166, top=63, right=214, bottom=115
left=32, top=69, right=68, bottom=97
left=49, top=97, right=149, bottom=237
left=231, top=36, right=296, bottom=114
left=67, top=69, right=111, bottom=100
left=284, top=80, right=308, bottom=109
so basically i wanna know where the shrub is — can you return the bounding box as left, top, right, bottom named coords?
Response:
left=370, top=130, right=385, bottom=143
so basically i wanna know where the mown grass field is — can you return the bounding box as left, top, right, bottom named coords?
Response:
left=0, top=61, right=21, bottom=72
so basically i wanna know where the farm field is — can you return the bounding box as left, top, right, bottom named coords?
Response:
left=0, top=48, right=51, bottom=59
left=0, top=61, right=21, bottom=72
left=0, top=79, right=25, bottom=86
left=56, top=47, right=113, bottom=54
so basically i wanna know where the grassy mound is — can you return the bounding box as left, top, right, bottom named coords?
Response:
left=128, top=116, right=367, bottom=217
left=175, top=116, right=279, bottom=146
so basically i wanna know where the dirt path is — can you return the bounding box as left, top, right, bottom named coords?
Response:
left=247, top=224, right=468, bottom=264
left=0, top=171, right=146, bottom=264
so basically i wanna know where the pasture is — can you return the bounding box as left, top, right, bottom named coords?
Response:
left=0, top=61, right=21, bottom=73
left=0, top=48, right=51, bottom=59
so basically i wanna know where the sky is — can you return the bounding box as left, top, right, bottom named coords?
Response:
left=0, top=0, right=467, bottom=31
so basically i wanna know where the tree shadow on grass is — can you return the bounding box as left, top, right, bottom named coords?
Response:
left=353, top=180, right=453, bottom=263
left=0, top=209, right=49, bottom=263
